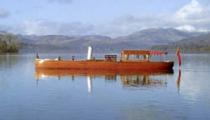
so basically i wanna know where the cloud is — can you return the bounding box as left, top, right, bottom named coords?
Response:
left=47, top=0, right=73, bottom=4
left=175, top=25, right=196, bottom=32
left=175, top=25, right=208, bottom=32
left=16, top=16, right=169, bottom=37
left=0, top=9, right=9, bottom=18
left=7, top=0, right=210, bottom=36
left=20, top=20, right=95, bottom=36
left=95, top=15, right=169, bottom=37
left=172, top=0, right=210, bottom=30
left=99, top=0, right=210, bottom=36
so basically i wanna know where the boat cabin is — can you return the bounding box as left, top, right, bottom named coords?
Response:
left=120, top=50, right=167, bottom=61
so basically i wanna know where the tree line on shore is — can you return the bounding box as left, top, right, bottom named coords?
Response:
left=0, top=33, right=19, bottom=53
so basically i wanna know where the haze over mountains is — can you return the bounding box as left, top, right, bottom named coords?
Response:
left=14, top=28, right=206, bottom=53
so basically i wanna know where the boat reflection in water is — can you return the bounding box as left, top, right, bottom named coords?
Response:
left=35, top=69, right=174, bottom=92
left=121, top=75, right=166, bottom=88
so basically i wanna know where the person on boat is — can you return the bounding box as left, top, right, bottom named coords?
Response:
left=36, top=53, right=39, bottom=59
left=72, top=56, right=75, bottom=61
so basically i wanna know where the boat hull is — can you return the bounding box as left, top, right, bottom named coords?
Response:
left=35, top=59, right=174, bottom=71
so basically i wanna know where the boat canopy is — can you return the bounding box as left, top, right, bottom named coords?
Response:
left=149, top=50, right=168, bottom=56
left=121, top=50, right=167, bottom=56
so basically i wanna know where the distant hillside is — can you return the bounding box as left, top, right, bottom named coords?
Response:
left=0, top=31, right=8, bottom=34
left=152, top=33, right=210, bottom=53
left=113, top=28, right=201, bottom=46
left=19, top=35, right=114, bottom=53
left=18, top=28, right=204, bottom=53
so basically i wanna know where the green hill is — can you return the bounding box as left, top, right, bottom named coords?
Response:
left=0, top=32, right=20, bottom=53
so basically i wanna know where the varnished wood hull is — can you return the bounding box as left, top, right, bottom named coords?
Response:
left=35, top=68, right=173, bottom=76
left=35, top=59, right=174, bottom=71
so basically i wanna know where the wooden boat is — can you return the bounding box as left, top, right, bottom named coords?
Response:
left=35, top=47, right=174, bottom=71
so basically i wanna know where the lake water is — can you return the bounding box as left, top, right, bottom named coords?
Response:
left=0, top=54, right=210, bottom=120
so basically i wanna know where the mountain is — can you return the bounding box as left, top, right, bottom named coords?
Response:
left=0, top=31, right=8, bottom=35
left=152, top=33, right=210, bottom=53
left=19, top=35, right=113, bottom=53
left=113, top=28, right=202, bottom=46
left=18, top=28, right=204, bottom=53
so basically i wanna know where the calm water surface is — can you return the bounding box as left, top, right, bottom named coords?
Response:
left=0, top=54, right=210, bottom=120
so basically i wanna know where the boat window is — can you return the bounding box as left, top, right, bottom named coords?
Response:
left=105, top=55, right=117, bottom=61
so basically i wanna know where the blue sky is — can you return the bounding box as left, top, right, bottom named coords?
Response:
left=0, top=0, right=210, bottom=36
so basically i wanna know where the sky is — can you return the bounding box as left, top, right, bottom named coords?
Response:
left=0, top=0, right=210, bottom=37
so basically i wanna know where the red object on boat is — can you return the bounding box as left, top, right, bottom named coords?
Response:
left=176, top=48, right=182, bottom=66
